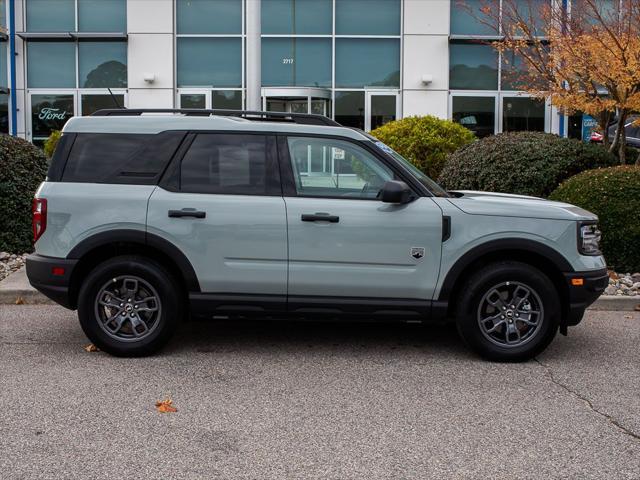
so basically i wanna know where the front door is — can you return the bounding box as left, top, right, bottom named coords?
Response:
left=281, top=135, right=443, bottom=302
left=365, top=90, right=400, bottom=131
left=146, top=133, right=287, bottom=297
left=28, top=92, right=76, bottom=147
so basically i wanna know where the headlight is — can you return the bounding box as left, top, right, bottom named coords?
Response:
left=578, top=222, right=602, bottom=255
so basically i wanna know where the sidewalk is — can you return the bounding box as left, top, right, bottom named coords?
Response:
left=1, top=266, right=638, bottom=311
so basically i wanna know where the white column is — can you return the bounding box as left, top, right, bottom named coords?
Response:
left=246, top=0, right=261, bottom=111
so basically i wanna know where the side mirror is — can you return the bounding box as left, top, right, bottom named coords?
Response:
left=378, top=180, right=413, bottom=204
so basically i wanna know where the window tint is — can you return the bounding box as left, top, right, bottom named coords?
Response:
left=262, top=38, right=332, bottom=87
left=287, top=137, right=394, bottom=199
left=180, top=134, right=278, bottom=195
left=449, top=43, right=498, bottom=90
left=335, top=0, right=400, bottom=35
left=62, top=133, right=157, bottom=183
left=78, top=0, right=127, bottom=32
left=335, top=39, right=400, bottom=88
left=177, top=38, right=242, bottom=87
left=262, top=0, right=332, bottom=34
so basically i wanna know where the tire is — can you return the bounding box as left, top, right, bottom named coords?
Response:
left=455, top=261, right=560, bottom=362
left=77, top=255, right=182, bottom=357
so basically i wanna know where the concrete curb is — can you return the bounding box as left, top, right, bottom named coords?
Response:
left=0, top=267, right=53, bottom=305
left=0, top=267, right=638, bottom=311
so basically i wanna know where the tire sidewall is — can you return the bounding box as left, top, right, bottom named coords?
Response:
left=456, top=263, right=560, bottom=362
left=78, top=256, right=181, bottom=357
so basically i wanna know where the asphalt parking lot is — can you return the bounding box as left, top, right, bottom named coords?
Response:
left=1, top=305, right=638, bottom=479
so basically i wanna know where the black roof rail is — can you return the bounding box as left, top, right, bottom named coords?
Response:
left=90, top=108, right=342, bottom=127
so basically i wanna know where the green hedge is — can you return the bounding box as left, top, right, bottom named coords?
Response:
left=0, top=134, right=48, bottom=253
left=370, top=115, right=475, bottom=179
left=438, top=132, right=617, bottom=197
left=550, top=166, right=640, bottom=272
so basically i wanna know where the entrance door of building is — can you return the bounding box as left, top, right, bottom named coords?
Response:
left=27, top=91, right=76, bottom=147
left=365, top=90, right=400, bottom=132
left=262, top=87, right=331, bottom=117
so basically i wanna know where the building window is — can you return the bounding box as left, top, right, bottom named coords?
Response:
left=335, top=39, right=400, bottom=88
left=213, top=90, right=243, bottom=109
left=335, top=0, right=401, bottom=35
left=30, top=94, right=74, bottom=146
left=335, top=91, right=365, bottom=129
left=27, top=41, right=127, bottom=89
left=502, top=97, right=546, bottom=132
left=81, top=94, right=125, bottom=116
left=26, top=0, right=126, bottom=32
left=78, top=0, right=127, bottom=32
left=78, top=42, right=127, bottom=88
left=27, top=42, right=76, bottom=88
left=177, top=38, right=242, bottom=87
left=449, top=43, right=498, bottom=90
left=262, top=38, right=331, bottom=87
left=176, top=0, right=242, bottom=34
left=262, top=0, right=332, bottom=35
left=452, top=96, right=496, bottom=138
left=180, top=94, right=207, bottom=109
left=450, top=0, right=499, bottom=36
left=26, top=0, right=75, bottom=32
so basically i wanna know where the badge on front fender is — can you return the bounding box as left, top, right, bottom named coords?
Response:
left=410, top=247, right=425, bottom=259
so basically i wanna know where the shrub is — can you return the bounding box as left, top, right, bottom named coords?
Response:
left=370, top=115, right=475, bottom=179
left=0, top=134, right=48, bottom=253
left=438, top=132, right=617, bottom=197
left=549, top=166, right=640, bottom=272
left=43, top=130, right=61, bottom=158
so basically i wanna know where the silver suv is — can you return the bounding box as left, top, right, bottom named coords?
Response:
left=26, top=109, right=608, bottom=361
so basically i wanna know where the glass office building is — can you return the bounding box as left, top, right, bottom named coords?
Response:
left=0, top=0, right=587, bottom=144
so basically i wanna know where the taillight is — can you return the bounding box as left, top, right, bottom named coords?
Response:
left=32, top=198, right=47, bottom=243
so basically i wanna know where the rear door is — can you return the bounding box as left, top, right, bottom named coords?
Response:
left=146, top=132, right=288, bottom=300
left=279, top=135, right=444, bottom=306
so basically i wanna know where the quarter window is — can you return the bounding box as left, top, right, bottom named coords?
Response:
left=62, top=134, right=154, bottom=183
left=286, top=137, right=394, bottom=199
left=180, top=134, right=278, bottom=195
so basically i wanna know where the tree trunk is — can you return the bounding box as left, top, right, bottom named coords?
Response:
left=609, top=112, right=627, bottom=163
left=599, top=111, right=612, bottom=149
left=618, top=121, right=627, bottom=164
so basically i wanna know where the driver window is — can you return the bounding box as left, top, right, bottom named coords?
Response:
left=286, top=136, right=394, bottom=199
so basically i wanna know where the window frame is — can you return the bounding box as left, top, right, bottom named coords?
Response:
left=165, top=131, right=282, bottom=197
left=277, top=133, right=426, bottom=200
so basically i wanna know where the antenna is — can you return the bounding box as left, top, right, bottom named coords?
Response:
left=107, top=88, right=123, bottom=109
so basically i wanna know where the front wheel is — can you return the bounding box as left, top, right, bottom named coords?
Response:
left=77, top=255, right=182, bottom=357
left=456, top=261, right=560, bottom=362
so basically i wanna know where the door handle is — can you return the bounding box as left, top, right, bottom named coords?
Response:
left=301, top=213, right=339, bottom=223
left=168, top=208, right=206, bottom=219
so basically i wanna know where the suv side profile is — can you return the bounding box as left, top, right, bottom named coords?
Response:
left=27, top=109, right=608, bottom=361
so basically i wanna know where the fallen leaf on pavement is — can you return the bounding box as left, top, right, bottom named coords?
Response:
left=83, top=343, right=99, bottom=352
left=624, top=314, right=633, bottom=319
left=635, top=304, right=640, bottom=312
left=15, top=297, right=24, bottom=305
left=155, top=398, right=177, bottom=413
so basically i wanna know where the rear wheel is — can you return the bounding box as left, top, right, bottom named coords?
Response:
left=456, top=261, right=560, bottom=362
left=77, top=255, right=182, bottom=357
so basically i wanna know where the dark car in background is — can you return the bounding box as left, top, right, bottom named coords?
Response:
left=591, top=115, right=640, bottom=147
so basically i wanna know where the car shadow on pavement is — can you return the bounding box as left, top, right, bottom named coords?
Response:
left=166, top=318, right=474, bottom=358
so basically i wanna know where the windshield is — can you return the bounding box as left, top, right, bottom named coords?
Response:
left=369, top=139, right=451, bottom=198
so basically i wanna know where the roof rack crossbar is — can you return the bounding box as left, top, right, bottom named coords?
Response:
left=90, top=108, right=342, bottom=127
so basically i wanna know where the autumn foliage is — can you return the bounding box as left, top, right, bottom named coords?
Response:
left=473, top=0, right=640, bottom=163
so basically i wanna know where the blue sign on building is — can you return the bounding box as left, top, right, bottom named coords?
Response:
left=582, top=115, right=599, bottom=142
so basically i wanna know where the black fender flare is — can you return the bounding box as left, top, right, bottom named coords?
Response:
left=437, top=238, right=573, bottom=302
left=67, top=229, right=200, bottom=292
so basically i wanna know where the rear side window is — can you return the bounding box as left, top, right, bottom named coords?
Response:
left=62, top=133, right=163, bottom=183
left=180, top=133, right=279, bottom=195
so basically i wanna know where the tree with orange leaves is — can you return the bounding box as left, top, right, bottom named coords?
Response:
left=470, top=0, right=640, bottom=164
